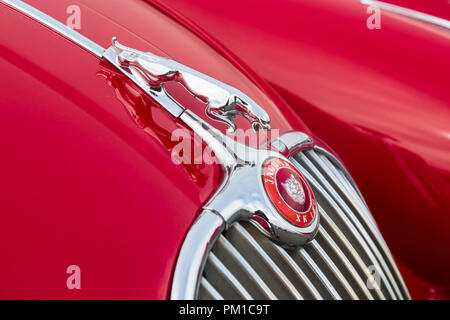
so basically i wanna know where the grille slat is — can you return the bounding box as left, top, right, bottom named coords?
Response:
left=319, top=207, right=385, bottom=299
left=264, top=232, right=337, bottom=299
left=196, top=147, right=409, bottom=300
left=308, top=237, right=359, bottom=299
left=231, top=223, right=304, bottom=299
left=293, top=159, right=398, bottom=298
left=296, top=248, right=341, bottom=299
left=317, top=225, right=374, bottom=299
left=308, top=150, right=395, bottom=262
left=205, top=252, right=253, bottom=299
left=312, top=150, right=409, bottom=298
left=199, top=277, right=224, bottom=300
left=215, top=235, right=277, bottom=299
left=268, top=242, right=323, bottom=299
left=300, top=151, right=409, bottom=298
left=319, top=154, right=367, bottom=208
left=314, top=152, right=373, bottom=225
left=295, top=155, right=401, bottom=299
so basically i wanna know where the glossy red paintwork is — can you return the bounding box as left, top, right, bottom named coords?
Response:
left=150, top=0, right=450, bottom=299
left=384, top=0, right=450, bottom=20
left=1, top=0, right=449, bottom=300
left=0, top=0, right=311, bottom=299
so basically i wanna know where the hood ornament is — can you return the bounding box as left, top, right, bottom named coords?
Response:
left=102, top=38, right=319, bottom=248
left=105, top=38, right=271, bottom=134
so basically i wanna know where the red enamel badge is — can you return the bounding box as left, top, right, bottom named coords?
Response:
left=262, top=158, right=316, bottom=227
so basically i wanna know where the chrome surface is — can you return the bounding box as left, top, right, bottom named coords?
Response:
left=317, top=224, right=375, bottom=299
left=171, top=210, right=225, bottom=300
left=176, top=132, right=410, bottom=300
left=1, top=0, right=106, bottom=57
left=6, top=0, right=317, bottom=251
left=361, top=0, right=450, bottom=29
left=271, top=131, right=312, bottom=157
left=178, top=113, right=320, bottom=249
left=172, top=132, right=322, bottom=300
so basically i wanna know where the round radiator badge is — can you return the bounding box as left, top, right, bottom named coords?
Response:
left=263, top=158, right=316, bottom=227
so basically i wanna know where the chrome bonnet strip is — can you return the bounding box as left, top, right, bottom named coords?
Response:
left=361, top=0, right=450, bottom=29
left=1, top=0, right=106, bottom=57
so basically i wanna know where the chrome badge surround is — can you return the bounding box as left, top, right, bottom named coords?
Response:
left=200, top=134, right=320, bottom=249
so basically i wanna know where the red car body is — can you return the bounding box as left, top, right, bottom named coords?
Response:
left=0, top=0, right=448, bottom=299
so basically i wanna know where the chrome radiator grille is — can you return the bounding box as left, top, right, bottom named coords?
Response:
left=197, top=147, right=410, bottom=300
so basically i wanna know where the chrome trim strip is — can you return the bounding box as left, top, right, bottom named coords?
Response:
left=361, top=0, right=450, bottom=29
left=277, top=132, right=312, bottom=150
left=271, top=131, right=312, bottom=156
left=1, top=0, right=106, bottom=57
left=208, top=252, right=253, bottom=299
left=171, top=210, right=225, bottom=300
